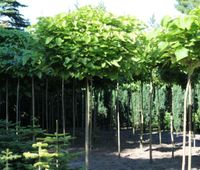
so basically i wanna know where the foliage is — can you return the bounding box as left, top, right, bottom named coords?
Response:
left=97, top=90, right=107, bottom=118
left=0, top=27, right=42, bottom=78
left=23, top=142, right=58, bottom=170
left=0, top=0, right=29, bottom=28
left=194, top=110, right=200, bottom=132
left=0, top=148, right=21, bottom=170
left=175, top=0, right=200, bottom=14
left=0, top=120, right=44, bottom=169
left=164, top=112, right=171, bottom=130
left=159, top=9, right=200, bottom=76
left=172, top=85, right=184, bottom=132
left=33, top=6, right=144, bottom=80
left=41, top=133, right=76, bottom=170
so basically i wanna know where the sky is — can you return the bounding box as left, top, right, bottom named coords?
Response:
left=18, top=0, right=181, bottom=24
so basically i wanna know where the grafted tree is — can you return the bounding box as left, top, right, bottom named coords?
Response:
left=33, top=6, right=144, bottom=170
left=159, top=9, right=200, bottom=169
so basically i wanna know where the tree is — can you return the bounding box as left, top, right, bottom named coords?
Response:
left=175, top=0, right=200, bottom=14
left=0, top=27, right=42, bottom=133
left=0, top=0, right=29, bottom=28
left=159, top=9, right=200, bottom=169
left=33, top=6, right=144, bottom=169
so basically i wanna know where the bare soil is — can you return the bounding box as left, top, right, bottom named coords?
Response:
left=69, top=129, right=200, bottom=170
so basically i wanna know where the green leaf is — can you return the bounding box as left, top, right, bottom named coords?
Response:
left=45, top=37, right=53, bottom=45
left=161, top=16, right=171, bottom=27
left=179, top=16, right=195, bottom=30
left=64, top=57, right=71, bottom=64
left=110, top=60, right=120, bottom=67
left=175, top=47, right=189, bottom=61
left=158, top=42, right=168, bottom=51
left=22, top=55, right=30, bottom=65
left=55, top=38, right=64, bottom=46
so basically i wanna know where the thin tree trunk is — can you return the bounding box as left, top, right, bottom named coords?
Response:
left=72, top=79, right=77, bottom=143
left=62, top=78, right=66, bottom=134
left=82, top=90, right=84, bottom=130
left=93, top=93, right=97, bottom=144
left=156, top=87, right=162, bottom=145
left=89, top=79, right=93, bottom=150
left=32, top=77, right=35, bottom=128
left=85, top=78, right=90, bottom=170
left=170, top=112, right=175, bottom=158
left=188, top=76, right=192, bottom=170
left=56, top=119, right=59, bottom=169
left=182, top=76, right=190, bottom=170
left=116, top=82, right=121, bottom=158
left=16, top=78, right=20, bottom=134
left=127, top=90, right=131, bottom=129
left=149, top=81, right=153, bottom=163
left=193, top=86, right=196, bottom=148
left=46, top=78, right=49, bottom=132
left=140, top=81, right=144, bottom=150
left=6, top=78, right=8, bottom=131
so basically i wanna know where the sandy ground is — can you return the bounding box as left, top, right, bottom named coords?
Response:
left=69, top=129, right=200, bottom=170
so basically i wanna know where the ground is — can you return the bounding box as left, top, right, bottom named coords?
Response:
left=69, top=129, right=200, bottom=170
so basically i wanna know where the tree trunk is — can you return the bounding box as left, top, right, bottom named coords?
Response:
left=62, top=78, right=66, bottom=134
left=170, top=112, right=175, bottom=158
left=156, top=87, right=162, bottom=145
left=93, top=93, right=97, bottom=144
left=140, top=81, right=144, bottom=150
left=32, top=77, right=35, bottom=128
left=72, top=79, right=77, bottom=143
left=89, top=80, right=93, bottom=150
left=188, top=76, right=192, bottom=170
left=149, top=81, right=153, bottom=163
left=46, top=78, right=49, bottom=132
left=56, top=119, right=59, bottom=169
left=182, top=76, right=190, bottom=170
left=6, top=78, right=8, bottom=131
left=16, top=78, right=20, bottom=134
left=85, top=78, right=90, bottom=170
left=82, top=90, right=85, bottom=130
left=116, top=82, right=121, bottom=158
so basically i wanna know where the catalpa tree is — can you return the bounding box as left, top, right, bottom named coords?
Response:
left=33, top=6, right=144, bottom=170
left=158, top=8, right=200, bottom=170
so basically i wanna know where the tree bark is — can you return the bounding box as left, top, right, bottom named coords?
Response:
left=140, top=81, right=144, bottom=150
left=182, top=76, right=190, bottom=170
left=116, top=82, right=121, bottom=158
left=149, top=81, right=153, bottom=163
left=85, top=78, right=90, bottom=170
left=62, top=78, right=66, bottom=134
left=188, top=76, right=192, bottom=170
left=89, top=79, right=93, bottom=150
left=170, top=112, right=175, bottom=158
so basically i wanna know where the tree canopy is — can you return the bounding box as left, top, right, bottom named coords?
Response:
left=0, top=27, right=41, bottom=78
left=33, top=6, right=144, bottom=81
left=0, top=0, right=29, bottom=28
left=175, top=0, right=200, bottom=14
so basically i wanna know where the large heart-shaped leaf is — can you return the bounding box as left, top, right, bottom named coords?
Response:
left=175, top=47, right=189, bottom=61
